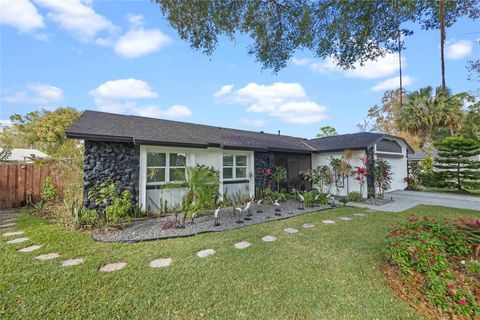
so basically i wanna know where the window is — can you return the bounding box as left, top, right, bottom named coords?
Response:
left=146, top=151, right=186, bottom=185
left=223, top=154, right=247, bottom=180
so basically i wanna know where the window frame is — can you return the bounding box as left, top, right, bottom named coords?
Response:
left=146, top=151, right=187, bottom=185
left=223, top=154, right=248, bottom=181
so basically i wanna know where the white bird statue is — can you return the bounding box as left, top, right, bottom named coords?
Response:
left=214, top=207, right=221, bottom=226
left=274, top=198, right=281, bottom=215
left=297, top=191, right=305, bottom=210
left=234, top=207, right=244, bottom=224
left=191, top=212, right=197, bottom=224
left=244, top=200, right=253, bottom=219
left=256, top=199, right=263, bottom=213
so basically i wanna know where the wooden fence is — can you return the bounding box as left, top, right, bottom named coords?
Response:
left=0, top=162, right=65, bottom=209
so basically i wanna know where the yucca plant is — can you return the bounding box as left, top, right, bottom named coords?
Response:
left=456, top=218, right=480, bottom=260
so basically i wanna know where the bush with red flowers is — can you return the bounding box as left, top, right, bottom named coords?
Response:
left=385, top=215, right=479, bottom=316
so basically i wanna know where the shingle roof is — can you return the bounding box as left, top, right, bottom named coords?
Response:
left=66, top=110, right=314, bottom=152
left=66, top=110, right=413, bottom=153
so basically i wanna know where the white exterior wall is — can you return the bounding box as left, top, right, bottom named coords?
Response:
left=139, top=145, right=254, bottom=212
left=374, top=140, right=408, bottom=193
left=311, top=150, right=368, bottom=197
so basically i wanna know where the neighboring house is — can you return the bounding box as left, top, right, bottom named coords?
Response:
left=409, top=149, right=480, bottom=164
left=66, top=111, right=413, bottom=212
left=0, top=148, right=49, bottom=162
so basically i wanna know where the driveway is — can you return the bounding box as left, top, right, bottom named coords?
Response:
left=350, top=190, right=480, bottom=212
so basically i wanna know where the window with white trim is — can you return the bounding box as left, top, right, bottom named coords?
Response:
left=146, top=152, right=186, bottom=185
left=223, top=154, right=247, bottom=180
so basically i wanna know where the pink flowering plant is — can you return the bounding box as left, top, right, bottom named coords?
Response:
left=385, top=215, right=479, bottom=316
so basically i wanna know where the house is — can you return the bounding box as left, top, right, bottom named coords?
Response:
left=0, top=148, right=49, bottom=162
left=66, top=110, right=413, bottom=212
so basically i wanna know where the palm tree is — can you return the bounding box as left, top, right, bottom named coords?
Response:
left=433, top=87, right=464, bottom=135
left=439, top=0, right=446, bottom=94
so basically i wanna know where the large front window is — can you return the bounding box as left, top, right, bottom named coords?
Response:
left=147, top=151, right=186, bottom=185
left=223, top=154, right=247, bottom=180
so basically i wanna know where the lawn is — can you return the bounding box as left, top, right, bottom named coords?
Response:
left=1, top=205, right=479, bottom=319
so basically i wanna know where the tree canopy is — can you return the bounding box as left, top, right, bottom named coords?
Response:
left=316, top=125, right=337, bottom=138
left=154, top=0, right=479, bottom=72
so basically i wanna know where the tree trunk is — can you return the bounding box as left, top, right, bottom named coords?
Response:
left=439, top=0, right=446, bottom=94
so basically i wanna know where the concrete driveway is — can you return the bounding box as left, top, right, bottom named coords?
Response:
left=350, top=190, right=480, bottom=212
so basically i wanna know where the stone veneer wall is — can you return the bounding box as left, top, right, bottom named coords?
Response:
left=84, top=140, right=140, bottom=209
left=254, top=152, right=274, bottom=195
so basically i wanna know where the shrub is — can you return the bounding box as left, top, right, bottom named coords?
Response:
left=373, top=159, right=392, bottom=198
left=347, top=191, right=362, bottom=202
left=80, top=208, right=97, bottom=227
left=41, top=177, right=57, bottom=202
left=385, top=216, right=478, bottom=316
left=88, top=182, right=133, bottom=224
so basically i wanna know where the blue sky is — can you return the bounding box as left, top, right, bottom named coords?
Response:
left=1, top=0, right=478, bottom=139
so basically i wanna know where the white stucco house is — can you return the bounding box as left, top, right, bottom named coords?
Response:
left=66, top=111, right=413, bottom=212
left=0, top=148, right=49, bottom=162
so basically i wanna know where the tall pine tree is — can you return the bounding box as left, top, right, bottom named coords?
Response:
left=435, top=136, right=480, bottom=191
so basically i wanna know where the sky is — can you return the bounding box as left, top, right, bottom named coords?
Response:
left=1, top=0, right=479, bottom=139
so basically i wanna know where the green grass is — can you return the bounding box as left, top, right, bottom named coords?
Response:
left=418, top=186, right=480, bottom=196
left=1, top=206, right=479, bottom=319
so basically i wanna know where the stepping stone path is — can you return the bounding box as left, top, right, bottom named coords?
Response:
left=367, top=209, right=376, bottom=212
left=283, top=228, right=299, bottom=234
left=261, top=235, right=277, bottom=242
left=6, top=237, right=29, bottom=244
left=3, top=231, right=24, bottom=237
left=100, top=262, right=127, bottom=272
left=149, top=258, right=172, bottom=268
left=322, top=220, right=336, bottom=224
left=35, top=253, right=60, bottom=260
left=234, top=241, right=251, bottom=249
left=339, top=217, right=352, bottom=221
left=18, top=245, right=42, bottom=252
left=302, top=223, right=315, bottom=228
left=61, top=258, right=84, bottom=267
left=197, top=249, right=215, bottom=258
left=353, top=213, right=366, bottom=217
left=0, top=223, right=16, bottom=228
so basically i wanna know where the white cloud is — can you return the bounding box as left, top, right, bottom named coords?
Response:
left=33, top=0, right=117, bottom=42
left=213, top=84, right=234, bottom=98
left=3, top=83, right=63, bottom=105
left=90, top=78, right=191, bottom=119
left=216, top=82, right=328, bottom=124
left=239, top=118, right=267, bottom=128
left=445, top=40, right=472, bottom=60
left=0, top=0, right=44, bottom=33
left=0, top=119, right=12, bottom=128
left=370, top=75, right=415, bottom=92
left=292, top=53, right=404, bottom=79
left=114, top=14, right=171, bottom=58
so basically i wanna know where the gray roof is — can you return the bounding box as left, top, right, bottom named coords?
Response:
left=66, top=110, right=413, bottom=153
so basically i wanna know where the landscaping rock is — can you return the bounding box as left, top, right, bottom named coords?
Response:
left=61, top=258, right=85, bottom=267
left=366, top=209, right=376, bottom=212
left=283, top=228, right=298, bottom=234
left=0, top=223, right=16, bottom=228
left=302, top=223, right=315, bottom=228
left=322, top=220, right=335, bottom=224
left=234, top=241, right=251, bottom=249
left=197, top=249, right=215, bottom=258
left=35, top=253, right=60, bottom=260
left=2, top=231, right=24, bottom=236
left=100, top=262, right=127, bottom=272
left=18, top=245, right=42, bottom=252
left=261, top=235, right=277, bottom=242
left=339, top=217, right=352, bottom=221
left=6, top=237, right=29, bottom=244
left=149, top=258, right=172, bottom=268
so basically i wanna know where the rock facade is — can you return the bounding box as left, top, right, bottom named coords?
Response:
left=84, top=140, right=139, bottom=209
left=254, top=152, right=274, bottom=195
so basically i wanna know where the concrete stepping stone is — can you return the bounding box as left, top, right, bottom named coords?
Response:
left=353, top=213, right=366, bottom=217
left=3, top=231, right=24, bottom=237
left=35, top=253, right=60, bottom=260
left=149, top=258, right=172, bottom=268
left=261, top=235, right=277, bottom=242
left=61, top=258, right=85, bottom=267
left=0, top=223, right=16, bottom=228
left=339, top=217, right=352, bottom=221
left=6, top=237, right=29, bottom=244
left=234, top=241, right=251, bottom=249
left=302, top=223, right=315, bottom=228
left=197, top=249, right=215, bottom=258
left=366, top=209, right=376, bottom=212
left=100, top=262, right=127, bottom=272
left=283, top=228, right=299, bottom=234
left=322, top=220, right=336, bottom=224
left=18, top=245, right=42, bottom=252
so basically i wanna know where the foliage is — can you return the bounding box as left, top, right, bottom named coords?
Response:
left=347, top=192, right=362, bottom=202
left=455, top=217, right=480, bottom=260
left=300, top=165, right=331, bottom=193
left=329, top=157, right=343, bottom=195
left=465, top=260, right=480, bottom=275
left=0, top=146, right=12, bottom=161
left=460, top=103, right=480, bottom=141
left=385, top=216, right=478, bottom=316
left=314, top=193, right=328, bottom=205
left=63, top=198, right=98, bottom=228
left=270, top=166, right=287, bottom=192
left=88, top=182, right=133, bottom=224
left=154, top=1, right=479, bottom=72
left=352, top=157, right=368, bottom=194
left=373, top=159, right=392, bottom=198
left=434, top=136, right=480, bottom=191
left=316, top=126, right=337, bottom=138
left=41, top=177, right=57, bottom=203
left=301, top=191, right=315, bottom=207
